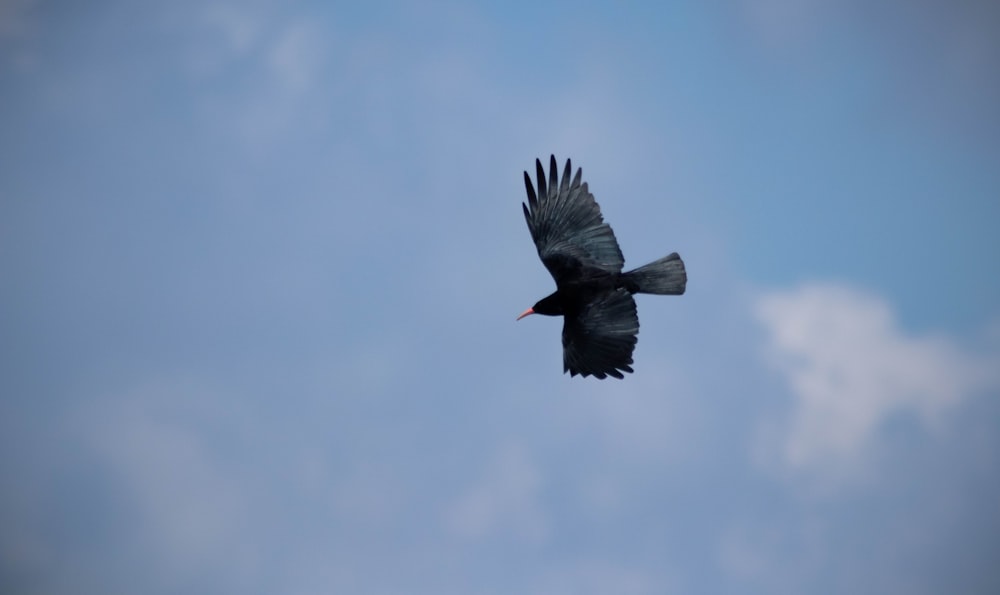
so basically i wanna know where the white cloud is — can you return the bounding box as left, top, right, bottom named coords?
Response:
left=755, top=283, right=1000, bottom=470
left=447, top=442, right=548, bottom=543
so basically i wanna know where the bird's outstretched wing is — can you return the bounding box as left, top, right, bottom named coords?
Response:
left=562, top=288, right=639, bottom=379
left=522, top=155, right=625, bottom=284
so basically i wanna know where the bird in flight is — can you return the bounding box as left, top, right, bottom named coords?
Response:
left=517, top=155, right=687, bottom=379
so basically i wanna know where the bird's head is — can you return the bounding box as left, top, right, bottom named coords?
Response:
left=516, top=292, right=563, bottom=320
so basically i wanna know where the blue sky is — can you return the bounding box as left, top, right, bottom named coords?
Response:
left=1, top=1, right=999, bottom=593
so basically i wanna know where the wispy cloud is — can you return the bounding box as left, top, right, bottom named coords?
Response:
left=755, top=283, right=1000, bottom=472
left=82, top=381, right=255, bottom=575
left=0, top=0, right=39, bottom=71
left=0, top=0, right=36, bottom=39
left=3, top=2, right=998, bottom=593
left=529, top=559, right=665, bottom=595
left=447, top=442, right=548, bottom=543
left=738, top=0, right=834, bottom=48
left=202, top=3, right=263, bottom=56
left=265, top=20, right=324, bottom=96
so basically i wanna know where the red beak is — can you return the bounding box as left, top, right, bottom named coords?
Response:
left=516, top=307, right=535, bottom=321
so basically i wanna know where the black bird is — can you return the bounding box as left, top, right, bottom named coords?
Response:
left=517, top=155, right=687, bottom=379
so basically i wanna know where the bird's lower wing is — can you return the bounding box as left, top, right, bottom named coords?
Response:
left=562, top=288, right=639, bottom=380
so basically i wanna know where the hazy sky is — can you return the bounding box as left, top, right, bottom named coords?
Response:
left=2, top=1, right=999, bottom=594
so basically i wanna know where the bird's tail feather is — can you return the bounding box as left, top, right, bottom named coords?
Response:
left=623, top=253, right=686, bottom=295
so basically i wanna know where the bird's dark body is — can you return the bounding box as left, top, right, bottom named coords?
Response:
left=519, top=156, right=687, bottom=379
left=533, top=270, right=637, bottom=317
